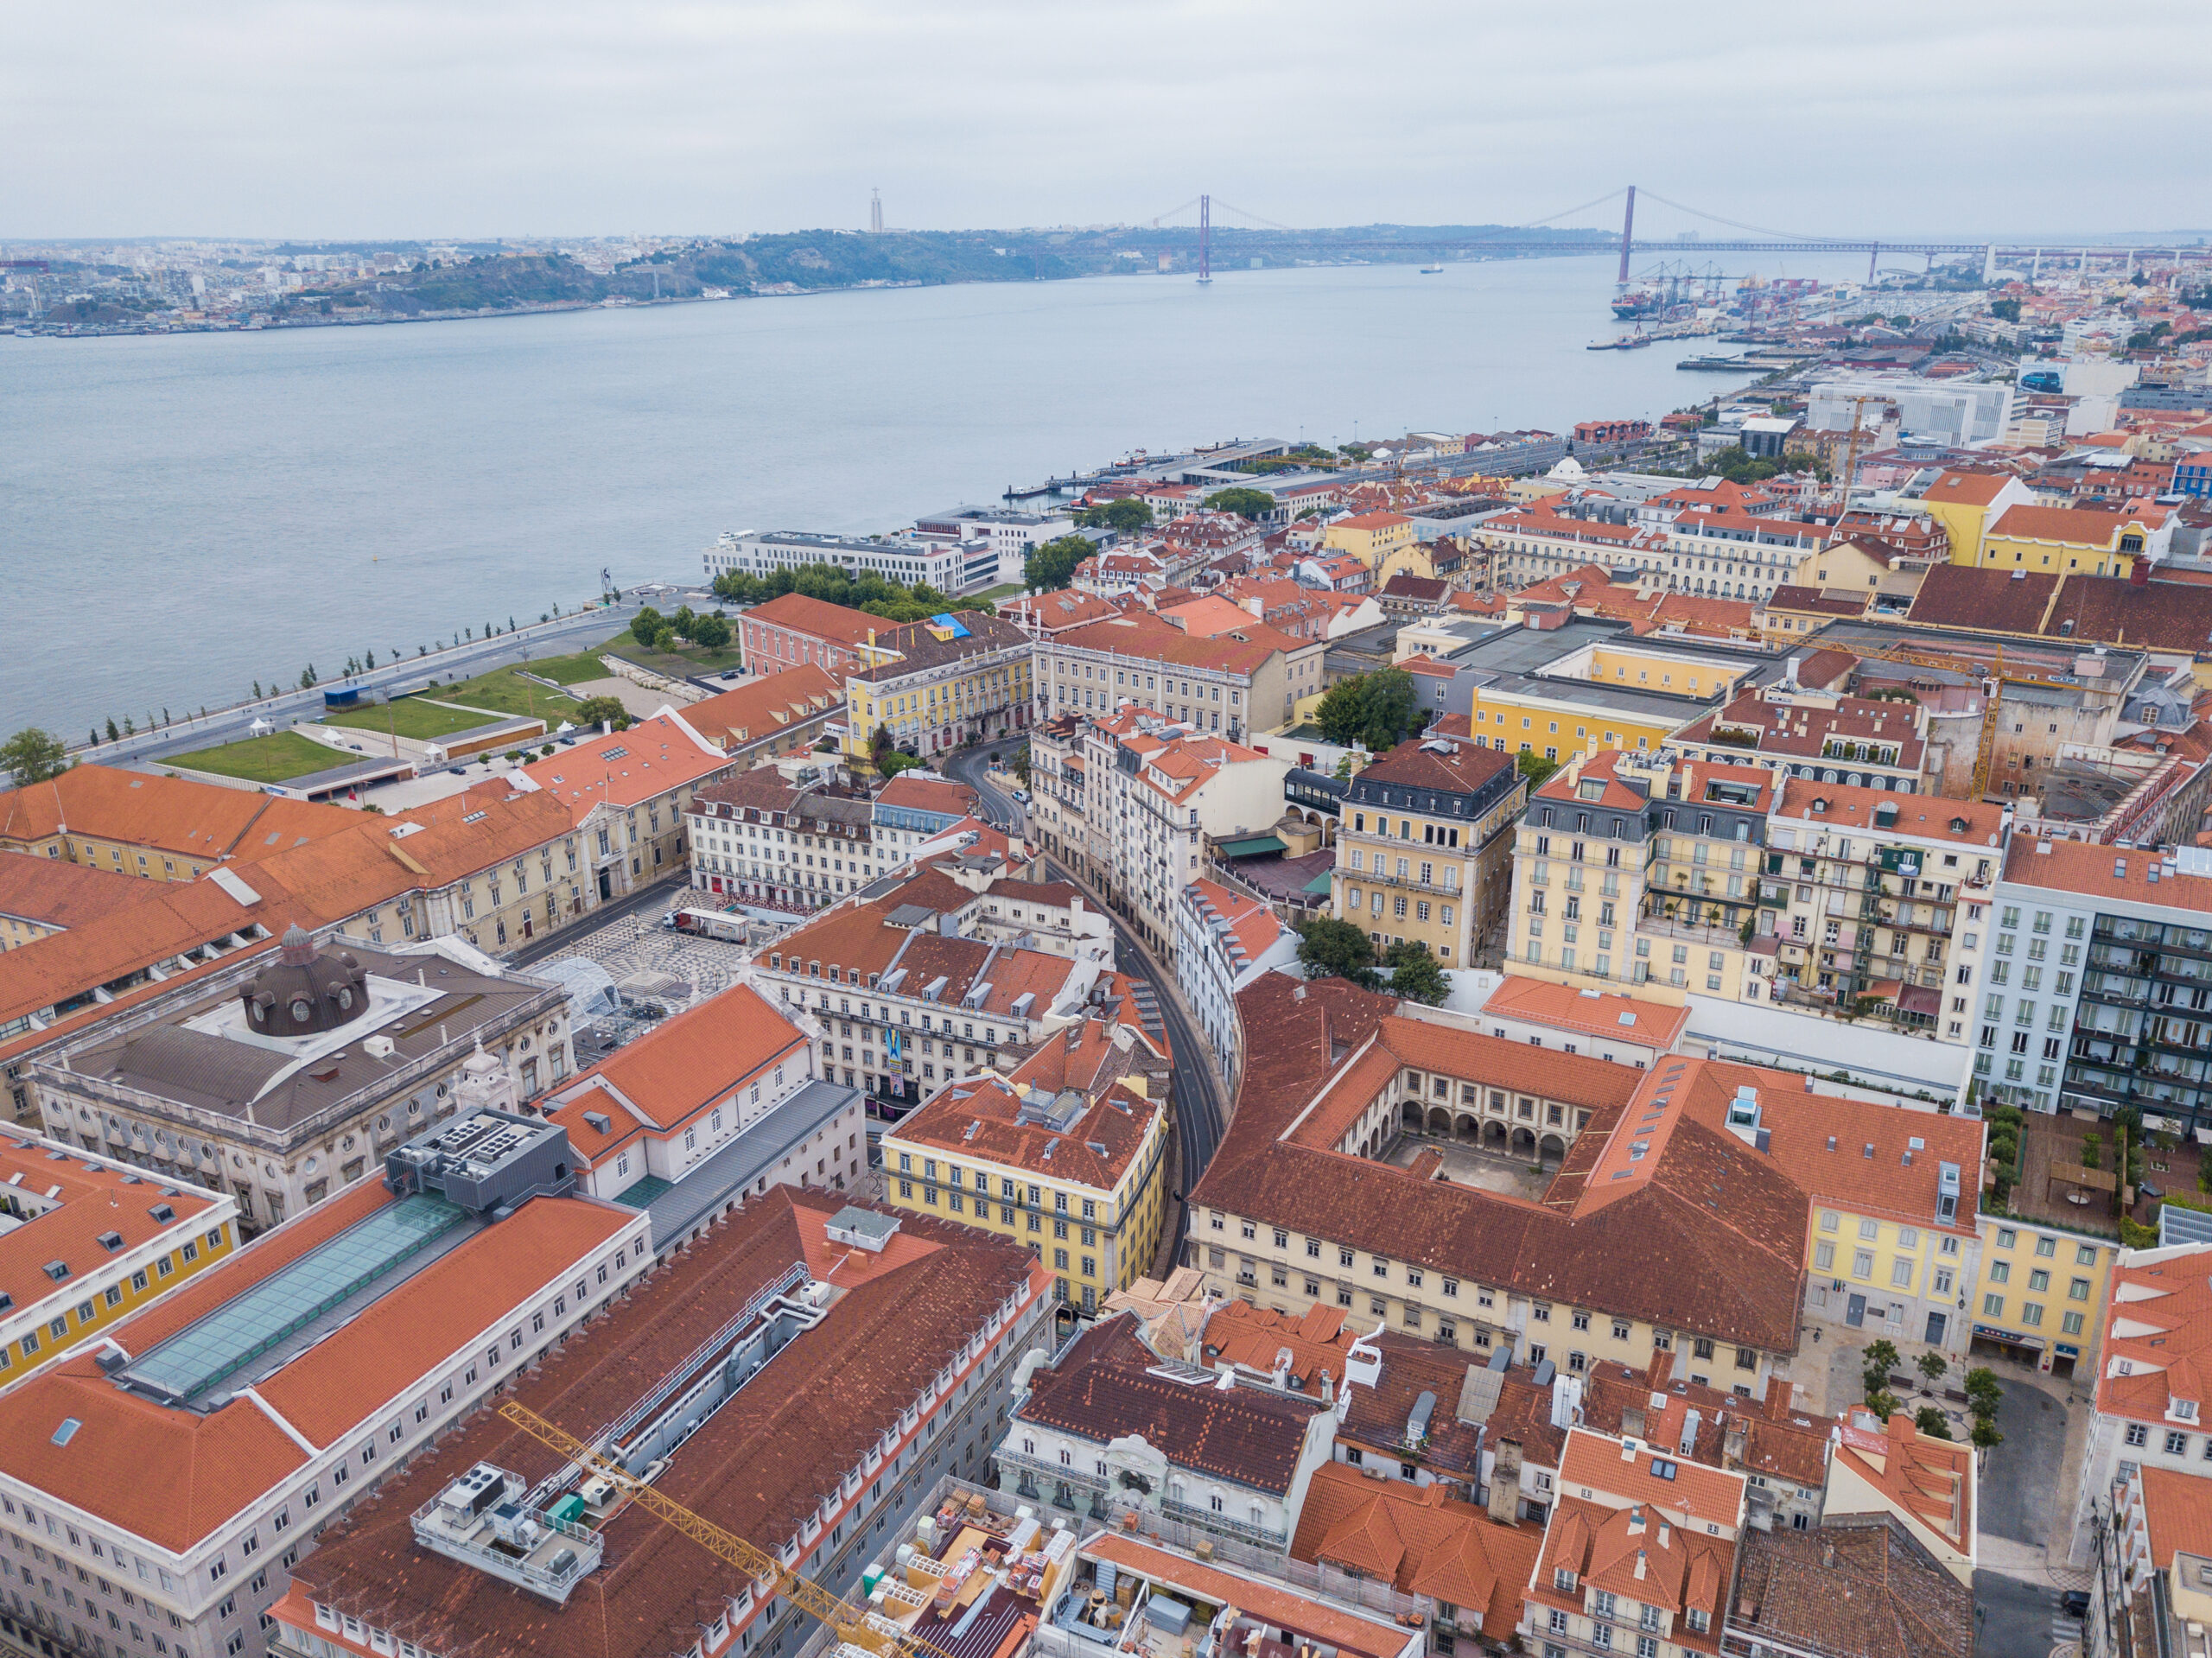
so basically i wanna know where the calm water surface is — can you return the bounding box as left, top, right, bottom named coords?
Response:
left=0, top=253, right=1847, bottom=734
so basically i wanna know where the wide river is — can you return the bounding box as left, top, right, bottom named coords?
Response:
left=0, top=251, right=1865, bottom=736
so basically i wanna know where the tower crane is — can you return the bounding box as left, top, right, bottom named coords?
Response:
left=1848, top=640, right=2083, bottom=800
left=495, top=1401, right=957, bottom=1658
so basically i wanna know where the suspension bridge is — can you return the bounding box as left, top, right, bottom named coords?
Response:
left=1142, top=186, right=2211, bottom=283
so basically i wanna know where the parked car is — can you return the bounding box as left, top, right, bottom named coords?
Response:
left=2059, top=1591, right=2090, bottom=1619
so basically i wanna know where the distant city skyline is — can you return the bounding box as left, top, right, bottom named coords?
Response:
left=3, top=0, right=2205, bottom=241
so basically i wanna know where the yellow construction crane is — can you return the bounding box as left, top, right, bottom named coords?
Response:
left=495, top=1401, right=957, bottom=1658
left=1849, top=641, right=2085, bottom=800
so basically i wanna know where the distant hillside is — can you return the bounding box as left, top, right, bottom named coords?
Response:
left=277, top=224, right=1611, bottom=321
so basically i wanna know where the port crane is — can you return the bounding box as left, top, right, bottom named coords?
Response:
left=495, top=1401, right=957, bottom=1658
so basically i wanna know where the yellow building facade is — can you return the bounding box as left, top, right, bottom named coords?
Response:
left=842, top=615, right=1034, bottom=767
left=883, top=1070, right=1171, bottom=1313
left=1967, top=1215, right=2119, bottom=1381
left=1322, top=511, right=1417, bottom=569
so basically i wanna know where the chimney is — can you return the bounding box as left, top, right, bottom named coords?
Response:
left=1486, top=1439, right=1522, bottom=1525
left=1634, top=1549, right=1648, bottom=1582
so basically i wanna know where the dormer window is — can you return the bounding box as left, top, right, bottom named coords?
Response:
left=2175, top=1398, right=2199, bottom=1421
left=1554, top=1566, right=1577, bottom=1591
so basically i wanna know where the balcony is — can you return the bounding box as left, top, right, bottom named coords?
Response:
left=1160, top=1499, right=1291, bottom=1552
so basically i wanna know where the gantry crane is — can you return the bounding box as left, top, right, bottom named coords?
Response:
left=495, top=1401, right=957, bottom=1658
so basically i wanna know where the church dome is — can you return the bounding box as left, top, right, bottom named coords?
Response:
left=239, top=924, right=372, bottom=1039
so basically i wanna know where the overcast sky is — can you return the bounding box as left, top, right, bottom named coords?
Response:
left=5, top=0, right=2205, bottom=242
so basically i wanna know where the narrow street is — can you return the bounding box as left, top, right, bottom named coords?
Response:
left=942, top=740, right=1230, bottom=1260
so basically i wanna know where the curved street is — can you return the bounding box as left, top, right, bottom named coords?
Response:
left=941, top=740, right=1229, bottom=1255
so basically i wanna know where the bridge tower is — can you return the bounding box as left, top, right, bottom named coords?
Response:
left=1616, top=185, right=1636, bottom=286
left=1198, top=194, right=1211, bottom=284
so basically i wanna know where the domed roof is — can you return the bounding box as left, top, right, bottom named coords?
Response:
left=239, top=927, right=372, bottom=1039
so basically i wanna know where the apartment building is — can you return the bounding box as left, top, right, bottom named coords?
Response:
left=733, top=591, right=898, bottom=678
left=1047, top=708, right=1291, bottom=965
left=27, top=927, right=567, bottom=1232
left=269, top=1192, right=1051, bottom=1658
left=842, top=611, right=1034, bottom=765
left=884, top=1014, right=1171, bottom=1311
left=2072, top=1239, right=2212, bottom=1550
left=1667, top=675, right=1936, bottom=798
left=0, top=1136, right=236, bottom=1388
left=1967, top=1215, right=2120, bottom=1382
left=684, top=771, right=876, bottom=914
left=1761, top=781, right=2004, bottom=1061
left=1332, top=733, right=1523, bottom=965
left=541, top=980, right=867, bottom=1251
left=518, top=710, right=735, bottom=901
left=1986, top=837, right=2212, bottom=1129
left=751, top=866, right=1109, bottom=1119
left=1505, top=752, right=1665, bottom=994
left=0, top=1110, right=650, bottom=1658
left=1036, top=611, right=1325, bottom=741
left=1005, top=1312, right=1336, bottom=1557
left=1175, top=878, right=1297, bottom=1090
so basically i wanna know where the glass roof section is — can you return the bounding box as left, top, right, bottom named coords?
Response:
left=123, top=1193, right=467, bottom=1404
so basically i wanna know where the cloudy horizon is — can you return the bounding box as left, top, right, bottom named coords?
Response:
left=3, top=0, right=2205, bottom=244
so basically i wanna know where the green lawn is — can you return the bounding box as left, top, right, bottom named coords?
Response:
left=320, top=698, right=507, bottom=740
left=966, top=582, right=1026, bottom=606
left=417, top=642, right=624, bottom=719
left=169, top=731, right=349, bottom=785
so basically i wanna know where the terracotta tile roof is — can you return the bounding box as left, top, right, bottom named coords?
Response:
left=2004, top=835, right=2212, bottom=909
left=1764, top=584, right=1868, bottom=616
left=1673, top=689, right=1923, bottom=770
left=1559, top=1425, right=1745, bottom=1528
left=1920, top=471, right=2016, bottom=506
left=877, top=774, right=981, bottom=817
left=1196, top=1299, right=1359, bottom=1392
left=1830, top=1410, right=1974, bottom=1556
left=1990, top=501, right=2171, bottom=543
left=851, top=612, right=1031, bottom=683
left=518, top=713, right=729, bottom=822
left=887, top=1018, right=1164, bottom=1190
left=0, top=765, right=359, bottom=864
left=0, top=1181, right=634, bottom=1550
left=1477, top=976, right=1688, bottom=1051
left=744, top=590, right=894, bottom=650
left=683, top=664, right=842, bottom=748
left=1352, top=735, right=1517, bottom=798
left=1905, top=564, right=2063, bottom=633
left=2095, top=1242, right=2212, bottom=1426
left=1017, top=1314, right=1319, bottom=1493
left=1334, top=511, right=1415, bottom=531
left=2139, top=1465, right=2212, bottom=1569
left=1053, top=613, right=1295, bottom=677
left=0, top=1138, right=225, bottom=1330
left=0, top=855, right=150, bottom=931
left=1332, top=1328, right=1488, bottom=1481
left=1290, top=1464, right=1541, bottom=1643
left=2042, top=574, right=2212, bottom=651
left=1730, top=1519, right=1974, bottom=1658
left=1771, top=778, right=2005, bottom=847
left=554, top=981, right=810, bottom=1141
left=283, top=1192, right=1046, bottom=1658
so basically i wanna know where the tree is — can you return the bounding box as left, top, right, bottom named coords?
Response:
left=1296, top=917, right=1381, bottom=988
left=1024, top=533, right=1092, bottom=594
left=1969, top=1417, right=2004, bottom=1452
left=1915, top=1407, right=1954, bottom=1440
left=105, top=717, right=121, bottom=743
left=1866, top=1389, right=1901, bottom=1423
left=629, top=607, right=665, bottom=647
left=1916, top=1351, right=1948, bottom=1389
left=1516, top=749, right=1560, bottom=786
left=1386, top=941, right=1450, bottom=1005
left=1989, top=297, right=2022, bottom=322
left=298, top=665, right=317, bottom=689
left=1962, top=1368, right=2003, bottom=1430
left=1012, top=749, right=1032, bottom=787
left=671, top=605, right=700, bottom=641
left=1203, top=486, right=1276, bottom=522
left=1861, top=1339, right=1901, bottom=1401
left=879, top=749, right=924, bottom=779
left=572, top=695, right=631, bottom=731
left=1075, top=498, right=1153, bottom=533
left=1315, top=668, right=1420, bottom=751
left=0, top=728, right=70, bottom=786
left=691, top=613, right=733, bottom=651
